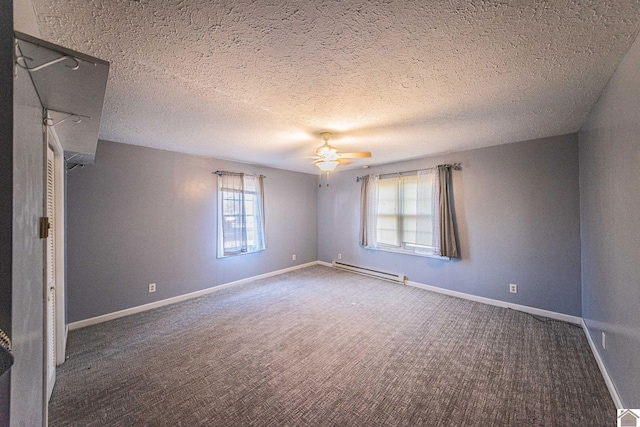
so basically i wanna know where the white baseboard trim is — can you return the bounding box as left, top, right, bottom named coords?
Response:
left=405, top=280, right=582, bottom=325
left=68, top=261, right=320, bottom=331
left=581, top=320, right=624, bottom=409
left=319, top=262, right=581, bottom=325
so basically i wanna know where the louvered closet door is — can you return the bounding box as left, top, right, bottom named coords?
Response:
left=46, top=144, right=56, bottom=401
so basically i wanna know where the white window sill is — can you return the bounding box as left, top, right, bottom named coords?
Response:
left=363, top=245, right=451, bottom=260
left=217, top=248, right=265, bottom=259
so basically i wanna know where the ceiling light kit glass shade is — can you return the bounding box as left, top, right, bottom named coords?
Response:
left=316, top=161, right=339, bottom=172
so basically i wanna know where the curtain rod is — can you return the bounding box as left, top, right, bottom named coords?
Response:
left=213, top=171, right=266, bottom=179
left=356, top=163, right=461, bottom=182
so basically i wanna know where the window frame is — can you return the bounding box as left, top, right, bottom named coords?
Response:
left=363, top=171, right=450, bottom=260
left=217, top=173, right=265, bottom=258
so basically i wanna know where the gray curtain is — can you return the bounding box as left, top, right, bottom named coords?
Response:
left=359, top=175, right=371, bottom=246
left=438, top=165, right=459, bottom=258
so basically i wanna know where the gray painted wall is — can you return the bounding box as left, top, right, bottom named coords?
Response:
left=579, top=34, right=640, bottom=408
left=66, top=140, right=318, bottom=322
left=11, top=49, right=45, bottom=426
left=0, top=3, right=13, bottom=425
left=318, top=134, right=582, bottom=316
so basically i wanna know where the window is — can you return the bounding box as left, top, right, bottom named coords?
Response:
left=376, top=173, right=436, bottom=251
left=217, top=172, right=265, bottom=257
left=360, top=166, right=458, bottom=258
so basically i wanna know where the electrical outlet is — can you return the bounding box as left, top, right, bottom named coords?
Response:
left=149, top=283, right=156, bottom=293
left=338, top=253, right=342, bottom=260
left=509, top=284, right=517, bottom=293
left=292, top=254, right=296, bottom=261
left=602, top=332, right=606, bottom=349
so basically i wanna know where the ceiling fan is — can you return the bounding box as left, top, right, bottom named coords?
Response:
left=313, top=132, right=371, bottom=172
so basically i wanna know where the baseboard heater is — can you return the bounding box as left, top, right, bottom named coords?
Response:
left=332, top=261, right=407, bottom=284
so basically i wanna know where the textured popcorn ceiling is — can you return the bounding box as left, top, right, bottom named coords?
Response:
left=30, top=0, right=640, bottom=174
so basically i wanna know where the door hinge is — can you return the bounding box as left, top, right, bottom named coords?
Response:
left=39, top=216, right=50, bottom=239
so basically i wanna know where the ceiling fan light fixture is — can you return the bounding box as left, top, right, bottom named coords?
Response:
left=316, top=160, right=339, bottom=172
left=312, top=131, right=370, bottom=172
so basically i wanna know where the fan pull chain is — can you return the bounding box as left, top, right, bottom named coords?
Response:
left=318, top=172, right=331, bottom=187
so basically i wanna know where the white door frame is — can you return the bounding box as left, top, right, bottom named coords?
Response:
left=46, top=126, right=67, bottom=366
left=45, top=142, right=56, bottom=403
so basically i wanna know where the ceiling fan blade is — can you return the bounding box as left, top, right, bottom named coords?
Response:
left=340, top=152, right=371, bottom=158
left=337, top=158, right=352, bottom=165
left=313, top=158, right=334, bottom=164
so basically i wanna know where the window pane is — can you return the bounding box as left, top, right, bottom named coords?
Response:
left=377, top=178, right=397, bottom=215
left=402, top=214, right=416, bottom=244
left=402, top=177, right=418, bottom=216
left=416, top=230, right=432, bottom=246
left=377, top=214, right=400, bottom=246
left=376, top=178, right=399, bottom=246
